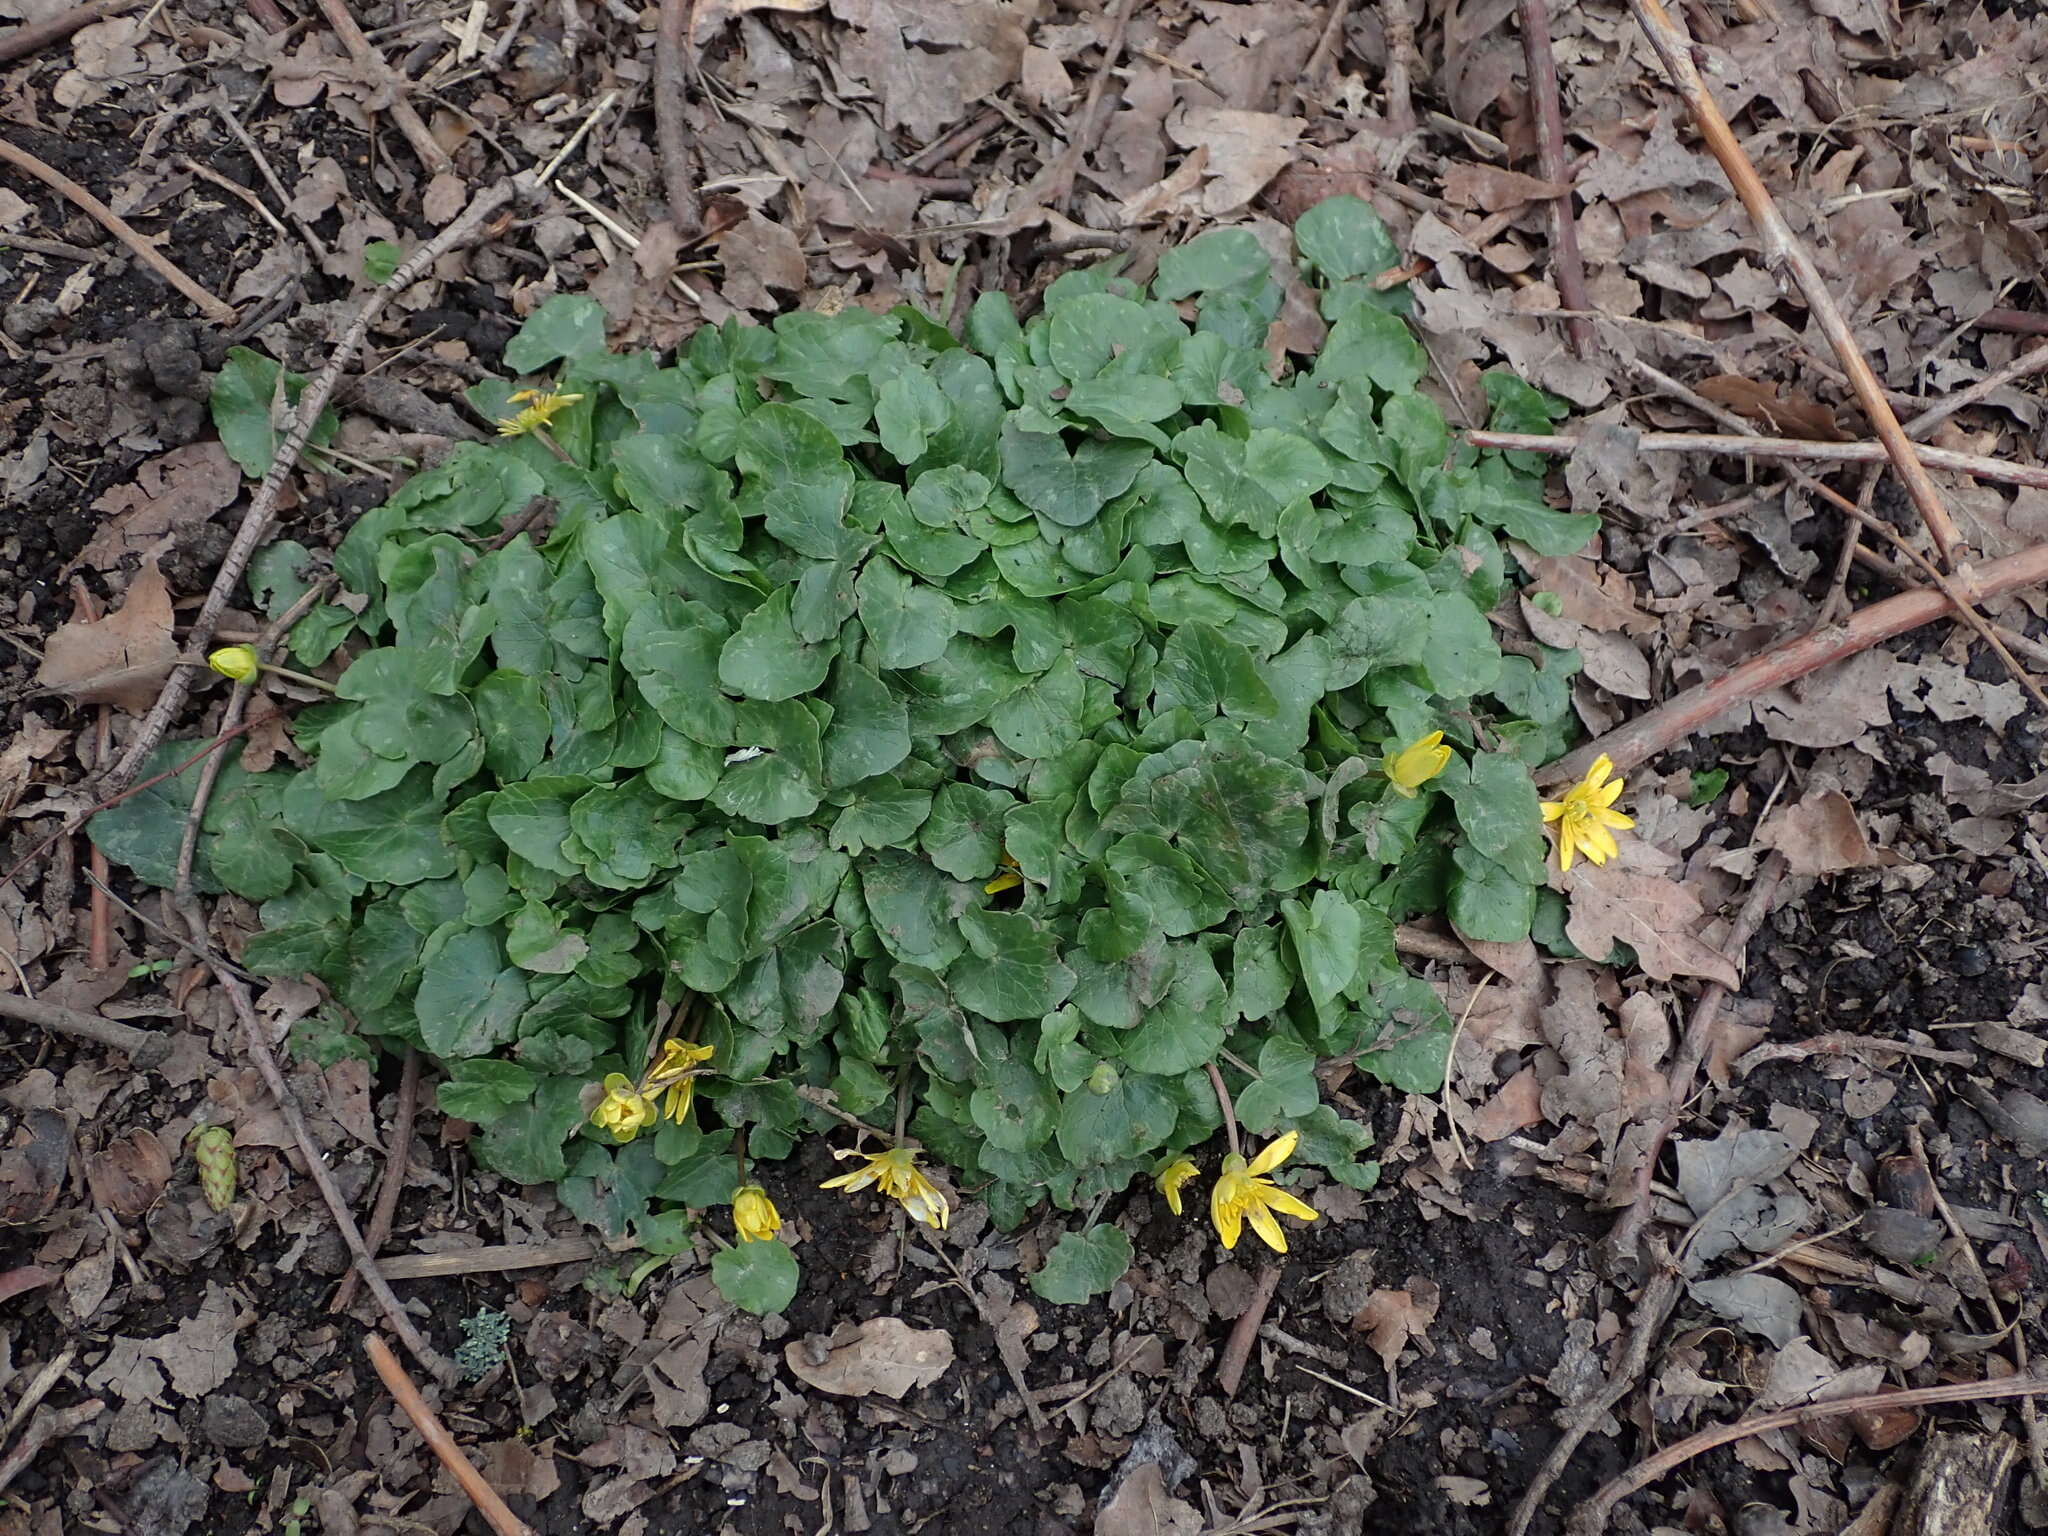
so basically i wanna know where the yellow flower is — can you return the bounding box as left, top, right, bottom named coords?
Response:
left=1540, top=754, right=1634, bottom=872
left=820, top=1145, right=950, bottom=1230
left=1155, top=1157, right=1199, bottom=1216
left=496, top=388, right=584, bottom=437
left=1382, top=730, right=1453, bottom=796
left=591, top=1073, right=657, bottom=1143
left=732, top=1184, right=782, bottom=1243
left=643, top=1039, right=714, bottom=1124
left=208, top=645, right=259, bottom=682
left=985, top=851, right=1022, bottom=895
left=1209, top=1131, right=1319, bottom=1253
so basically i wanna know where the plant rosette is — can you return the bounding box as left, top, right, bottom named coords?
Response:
left=100, top=197, right=1598, bottom=1314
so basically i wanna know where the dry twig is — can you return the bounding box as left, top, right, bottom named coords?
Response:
left=1903, top=338, right=2048, bottom=439
left=310, top=0, right=453, bottom=176
left=0, top=1401, right=103, bottom=1497
left=1627, top=0, right=1962, bottom=563
left=1568, top=1374, right=2048, bottom=1534
left=0, top=0, right=136, bottom=64
left=654, top=0, right=701, bottom=235
left=1517, top=0, right=1592, bottom=356
left=332, top=1046, right=421, bottom=1313
left=1218, top=1264, right=1282, bottom=1398
left=1535, top=536, right=2048, bottom=787
left=1037, top=0, right=1138, bottom=216
left=1905, top=1125, right=2048, bottom=1493
left=364, top=1335, right=536, bottom=1536
left=1467, top=427, right=2048, bottom=494
left=1507, top=854, right=1785, bottom=1536
left=374, top=1238, right=600, bottom=1280
left=102, top=177, right=522, bottom=798
left=0, top=992, right=169, bottom=1066
left=1623, top=360, right=2048, bottom=710
left=0, top=136, right=235, bottom=324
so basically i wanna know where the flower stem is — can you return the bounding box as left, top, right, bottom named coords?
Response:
left=257, top=662, right=336, bottom=693
left=1204, top=1061, right=1242, bottom=1161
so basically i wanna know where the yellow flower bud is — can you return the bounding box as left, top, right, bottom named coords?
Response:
left=1382, top=730, right=1453, bottom=797
left=590, top=1073, right=657, bottom=1143
left=732, top=1184, right=782, bottom=1243
left=208, top=645, right=259, bottom=682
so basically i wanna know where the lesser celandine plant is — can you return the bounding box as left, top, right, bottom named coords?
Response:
left=95, top=198, right=1618, bottom=1314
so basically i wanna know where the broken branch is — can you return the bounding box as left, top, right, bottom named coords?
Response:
left=332, top=1046, right=420, bottom=1313
left=0, top=0, right=137, bottom=64
left=0, top=992, right=170, bottom=1067
left=1568, top=1374, right=2048, bottom=1534
left=1537, top=537, right=2048, bottom=788
left=653, top=0, right=701, bottom=235
left=1466, top=427, right=2048, bottom=494
left=1517, top=0, right=1592, bottom=356
left=310, top=0, right=453, bottom=176
left=101, top=176, right=522, bottom=797
left=364, top=1335, right=536, bottom=1536
left=1626, top=0, right=1963, bottom=563
left=0, top=136, right=235, bottom=325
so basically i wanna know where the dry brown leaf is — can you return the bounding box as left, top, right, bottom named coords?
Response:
left=1439, top=164, right=1569, bottom=212
left=1093, top=1464, right=1202, bottom=1536
left=145, top=1281, right=242, bottom=1397
left=713, top=212, right=806, bottom=312
left=1354, top=1279, right=1440, bottom=1375
left=86, top=1129, right=174, bottom=1220
left=1755, top=787, right=1903, bottom=876
left=1165, top=108, right=1303, bottom=216
left=1019, top=43, right=1074, bottom=110
left=1561, top=859, right=1742, bottom=988
left=1468, top=1066, right=1543, bottom=1142
left=0, top=710, right=71, bottom=815
left=784, top=1316, right=953, bottom=1399
left=691, top=0, right=823, bottom=42
left=71, top=441, right=239, bottom=574
left=831, top=0, right=1030, bottom=141
left=1518, top=550, right=1658, bottom=635
left=1120, top=144, right=1208, bottom=226
left=0, top=1108, right=71, bottom=1226
left=1696, top=375, right=1848, bottom=440
left=36, top=559, right=178, bottom=712
left=1748, top=649, right=1901, bottom=750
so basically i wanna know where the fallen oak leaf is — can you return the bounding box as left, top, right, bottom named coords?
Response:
left=34, top=560, right=179, bottom=713
left=1353, top=1278, right=1440, bottom=1376
left=784, top=1316, right=952, bottom=1400
left=1754, top=787, right=1903, bottom=876
left=1561, top=859, right=1742, bottom=988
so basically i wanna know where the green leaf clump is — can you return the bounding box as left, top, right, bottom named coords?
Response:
left=129, top=196, right=1586, bottom=1312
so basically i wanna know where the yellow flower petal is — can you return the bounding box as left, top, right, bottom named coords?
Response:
left=1155, top=1157, right=1198, bottom=1216
left=1246, top=1130, right=1297, bottom=1177
left=1244, top=1200, right=1288, bottom=1254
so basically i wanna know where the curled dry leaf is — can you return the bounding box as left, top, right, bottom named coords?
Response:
left=35, top=560, right=179, bottom=713
left=0, top=1107, right=73, bottom=1226
left=784, top=1315, right=953, bottom=1400
left=87, top=1128, right=175, bottom=1219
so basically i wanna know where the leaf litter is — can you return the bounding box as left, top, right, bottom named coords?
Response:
left=3, top=0, right=2048, bottom=1530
